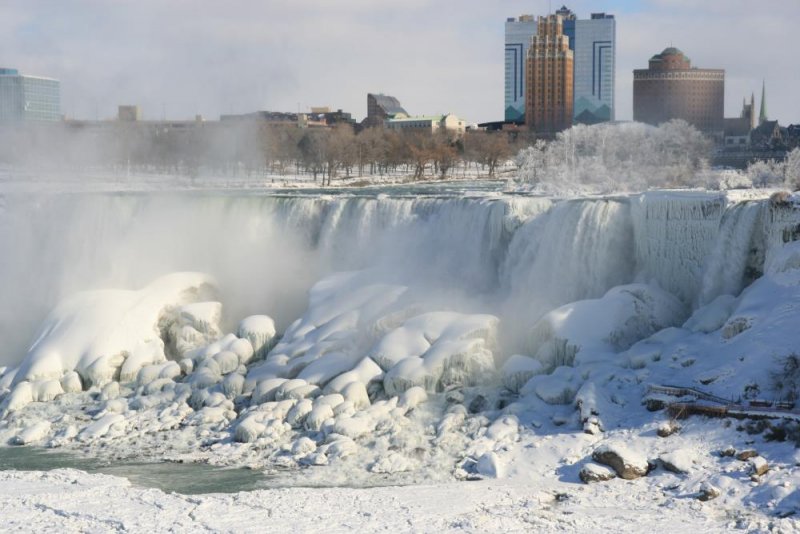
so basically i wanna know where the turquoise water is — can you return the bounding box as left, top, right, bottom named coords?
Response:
left=0, top=446, right=266, bottom=495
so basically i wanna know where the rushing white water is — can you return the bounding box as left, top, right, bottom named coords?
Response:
left=0, top=188, right=798, bottom=368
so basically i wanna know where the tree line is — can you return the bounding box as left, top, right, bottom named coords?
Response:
left=0, top=121, right=523, bottom=183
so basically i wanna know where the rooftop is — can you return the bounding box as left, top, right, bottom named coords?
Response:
left=369, top=93, right=408, bottom=116
left=650, top=47, right=690, bottom=62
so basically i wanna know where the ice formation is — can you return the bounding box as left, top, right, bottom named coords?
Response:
left=13, top=273, right=215, bottom=383
left=2, top=188, right=800, bottom=528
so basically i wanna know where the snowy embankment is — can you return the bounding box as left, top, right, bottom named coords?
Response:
left=2, top=188, right=800, bottom=528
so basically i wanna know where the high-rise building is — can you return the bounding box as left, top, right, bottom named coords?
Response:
left=504, top=15, right=536, bottom=123
left=507, top=7, right=615, bottom=127
left=574, top=13, right=615, bottom=123
left=0, top=68, right=61, bottom=122
left=526, top=14, right=574, bottom=134
left=633, top=47, right=724, bottom=133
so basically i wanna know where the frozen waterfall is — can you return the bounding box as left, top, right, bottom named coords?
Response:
left=0, top=189, right=798, bottom=368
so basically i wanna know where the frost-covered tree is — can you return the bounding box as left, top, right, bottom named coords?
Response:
left=512, top=120, right=713, bottom=194
left=784, top=148, right=800, bottom=191
left=515, top=140, right=549, bottom=185
left=747, top=159, right=785, bottom=188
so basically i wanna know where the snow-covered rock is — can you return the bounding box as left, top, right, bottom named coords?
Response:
left=234, top=415, right=265, bottom=443
left=750, top=456, right=769, bottom=476
left=592, top=442, right=649, bottom=480
left=398, top=386, right=428, bottom=410
left=13, top=421, right=51, bottom=445
left=59, top=371, right=83, bottom=394
left=659, top=449, right=696, bottom=474
left=476, top=452, right=505, bottom=478
left=79, top=414, right=126, bottom=441
left=2, top=381, right=34, bottom=413
left=32, top=379, right=64, bottom=402
left=579, top=463, right=616, bottom=483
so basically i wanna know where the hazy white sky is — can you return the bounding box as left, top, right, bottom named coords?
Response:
left=2, top=0, right=798, bottom=124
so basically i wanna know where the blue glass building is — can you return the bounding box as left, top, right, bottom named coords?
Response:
left=504, top=16, right=536, bottom=123
left=573, top=13, right=615, bottom=124
left=0, top=68, right=61, bottom=122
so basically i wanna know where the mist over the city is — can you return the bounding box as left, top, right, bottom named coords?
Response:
left=1, top=1, right=800, bottom=532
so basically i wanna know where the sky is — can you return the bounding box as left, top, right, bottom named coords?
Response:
left=1, top=0, right=798, bottom=125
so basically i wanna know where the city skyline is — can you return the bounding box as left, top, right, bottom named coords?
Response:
left=1, top=0, right=798, bottom=124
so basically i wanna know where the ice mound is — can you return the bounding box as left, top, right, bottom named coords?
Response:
left=527, top=283, right=687, bottom=369
left=766, top=240, right=800, bottom=275
left=500, top=354, right=544, bottom=393
left=166, top=301, right=223, bottom=359
left=245, top=273, right=407, bottom=391
left=237, top=315, right=277, bottom=360
left=9, top=272, right=218, bottom=389
left=683, top=294, right=737, bottom=333
left=374, top=312, right=499, bottom=395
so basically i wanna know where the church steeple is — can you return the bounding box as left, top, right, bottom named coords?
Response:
left=759, top=80, right=768, bottom=124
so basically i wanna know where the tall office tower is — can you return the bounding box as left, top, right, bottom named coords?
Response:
left=633, top=47, right=724, bottom=133
left=504, top=15, right=536, bottom=123
left=0, top=68, right=61, bottom=122
left=526, top=14, right=574, bottom=134
left=574, top=13, right=615, bottom=123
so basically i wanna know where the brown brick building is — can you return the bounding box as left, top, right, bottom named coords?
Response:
left=633, top=47, right=724, bottom=134
left=525, top=14, right=574, bottom=135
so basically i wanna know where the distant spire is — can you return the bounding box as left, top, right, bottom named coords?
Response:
left=759, top=79, right=768, bottom=124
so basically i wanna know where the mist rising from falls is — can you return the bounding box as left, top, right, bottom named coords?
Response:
left=0, top=189, right=796, bottom=368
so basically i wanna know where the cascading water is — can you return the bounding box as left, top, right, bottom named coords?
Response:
left=502, top=198, right=635, bottom=315
left=1, top=188, right=799, bottom=370
left=697, top=201, right=764, bottom=307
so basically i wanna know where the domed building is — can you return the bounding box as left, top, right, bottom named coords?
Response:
left=633, top=47, right=724, bottom=134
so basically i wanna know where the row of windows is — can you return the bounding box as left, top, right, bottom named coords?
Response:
left=634, top=72, right=724, bottom=80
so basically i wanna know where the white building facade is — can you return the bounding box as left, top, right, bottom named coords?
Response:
left=385, top=114, right=466, bottom=136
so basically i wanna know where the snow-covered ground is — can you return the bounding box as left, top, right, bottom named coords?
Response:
left=2, top=182, right=800, bottom=531
left=2, top=465, right=786, bottom=533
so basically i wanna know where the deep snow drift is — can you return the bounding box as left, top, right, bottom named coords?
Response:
left=2, top=186, right=800, bottom=530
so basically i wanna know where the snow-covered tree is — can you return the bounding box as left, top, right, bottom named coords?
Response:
left=747, top=159, right=785, bottom=188
left=784, top=148, right=800, bottom=191
left=512, top=120, right=713, bottom=194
